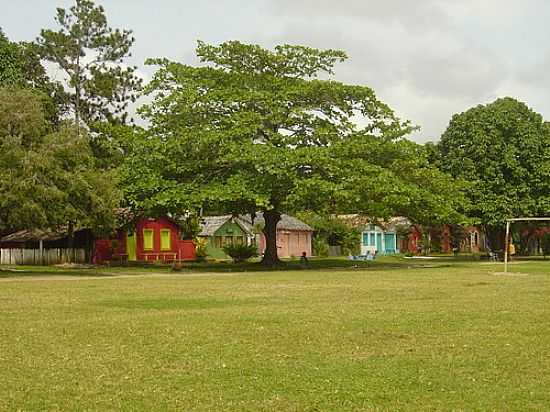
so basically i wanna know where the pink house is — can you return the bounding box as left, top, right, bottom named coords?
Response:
left=199, top=214, right=313, bottom=259
left=251, top=214, right=313, bottom=258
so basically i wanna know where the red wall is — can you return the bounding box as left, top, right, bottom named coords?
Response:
left=94, top=216, right=196, bottom=264
left=135, top=217, right=180, bottom=261
left=440, top=225, right=452, bottom=253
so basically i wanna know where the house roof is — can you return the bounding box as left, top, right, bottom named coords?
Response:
left=338, top=214, right=412, bottom=231
left=241, top=213, right=314, bottom=232
left=198, top=215, right=254, bottom=237
left=0, top=229, right=68, bottom=243
left=198, top=213, right=313, bottom=236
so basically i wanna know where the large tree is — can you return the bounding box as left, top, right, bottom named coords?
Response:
left=37, top=0, right=142, bottom=129
left=0, top=88, right=120, bottom=237
left=437, top=97, right=550, bottom=249
left=0, top=28, right=66, bottom=124
left=123, top=41, right=464, bottom=265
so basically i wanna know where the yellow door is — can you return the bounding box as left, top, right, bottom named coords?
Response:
left=126, top=232, right=137, bottom=261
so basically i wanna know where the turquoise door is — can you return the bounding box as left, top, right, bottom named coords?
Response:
left=384, top=233, right=396, bottom=254
left=376, top=233, right=382, bottom=252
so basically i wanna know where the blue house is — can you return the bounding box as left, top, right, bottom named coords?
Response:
left=339, top=215, right=409, bottom=256
left=361, top=224, right=399, bottom=256
left=361, top=224, right=399, bottom=255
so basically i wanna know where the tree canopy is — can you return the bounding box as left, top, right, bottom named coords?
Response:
left=0, top=88, right=120, bottom=236
left=37, top=0, right=142, bottom=128
left=437, top=97, right=550, bottom=248
left=0, top=28, right=66, bottom=124
left=122, top=41, right=465, bottom=264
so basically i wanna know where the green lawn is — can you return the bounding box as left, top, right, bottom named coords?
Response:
left=1, top=259, right=549, bottom=411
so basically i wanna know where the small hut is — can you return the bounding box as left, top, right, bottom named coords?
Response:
left=198, top=216, right=255, bottom=259
left=0, top=228, right=92, bottom=265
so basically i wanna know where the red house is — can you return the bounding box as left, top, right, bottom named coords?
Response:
left=94, top=216, right=196, bottom=264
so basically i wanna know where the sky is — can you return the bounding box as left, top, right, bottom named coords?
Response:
left=3, top=0, right=550, bottom=142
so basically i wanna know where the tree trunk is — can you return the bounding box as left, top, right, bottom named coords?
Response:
left=261, top=210, right=282, bottom=266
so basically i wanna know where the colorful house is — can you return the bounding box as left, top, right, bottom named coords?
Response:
left=250, top=213, right=313, bottom=258
left=198, top=216, right=256, bottom=259
left=339, top=215, right=403, bottom=256
left=341, top=214, right=492, bottom=256
left=360, top=224, right=400, bottom=255
left=198, top=213, right=313, bottom=259
left=94, top=216, right=196, bottom=264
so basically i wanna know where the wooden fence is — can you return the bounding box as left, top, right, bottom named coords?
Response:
left=0, top=248, right=87, bottom=265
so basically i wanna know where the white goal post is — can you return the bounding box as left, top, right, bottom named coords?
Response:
left=504, top=217, right=550, bottom=273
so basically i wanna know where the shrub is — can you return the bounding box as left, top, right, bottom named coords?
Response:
left=312, top=237, right=329, bottom=257
left=297, top=212, right=360, bottom=256
left=222, top=243, right=258, bottom=263
left=194, top=237, right=208, bottom=261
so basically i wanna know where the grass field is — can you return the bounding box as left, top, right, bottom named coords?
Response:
left=1, top=258, right=549, bottom=411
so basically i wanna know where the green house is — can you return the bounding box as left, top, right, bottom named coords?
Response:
left=198, top=216, right=255, bottom=259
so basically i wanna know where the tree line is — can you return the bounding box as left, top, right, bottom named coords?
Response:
left=1, top=0, right=548, bottom=264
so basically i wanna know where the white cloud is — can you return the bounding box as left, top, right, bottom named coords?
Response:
left=4, top=0, right=550, bottom=142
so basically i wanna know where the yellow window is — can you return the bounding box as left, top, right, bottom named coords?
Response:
left=143, top=229, right=154, bottom=250
left=160, top=229, right=171, bottom=250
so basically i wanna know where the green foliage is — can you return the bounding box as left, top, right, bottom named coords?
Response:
left=0, top=88, right=120, bottom=235
left=1, top=29, right=45, bottom=89
left=123, top=41, right=465, bottom=264
left=312, top=237, right=329, bottom=257
left=437, top=97, right=550, bottom=246
left=0, top=29, right=66, bottom=125
left=450, top=224, right=468, bottom=250
left=178, top=216, right=202, bottom=240
left=193, top=237, right=208, bottom=261
left=222, top=243, right=258, bottom=263
left=297, top=212, right=360, bottom=255
left=37, top=0, right=142, bottom=126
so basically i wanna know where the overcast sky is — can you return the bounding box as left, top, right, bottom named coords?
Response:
left=3, top=0, right=550, bottom=142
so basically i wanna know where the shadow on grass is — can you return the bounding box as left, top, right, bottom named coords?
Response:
left=0, top=256, right=477, bottom=279
left=0, top=266, right=114, bottom=279
left=173, top=257, right=454, bottom=274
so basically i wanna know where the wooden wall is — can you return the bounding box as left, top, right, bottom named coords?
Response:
left=0, top=248, right=86, bottom=265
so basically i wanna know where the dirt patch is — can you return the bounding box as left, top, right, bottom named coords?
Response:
left=490, top=271, right=529, bottom=277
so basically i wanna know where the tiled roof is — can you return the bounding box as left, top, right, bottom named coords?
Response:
left=0, top=229, right=68, bottom=243
left=198, top=213, right=313, bottom=236
left=338, top=214, right=412, bottom=230
left=241, top=213, right=314, bottom=232
left=198, top=216, right=253, bottom=236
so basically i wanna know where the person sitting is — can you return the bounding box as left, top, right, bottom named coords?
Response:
left=300, top=251, right=309, bottom=267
